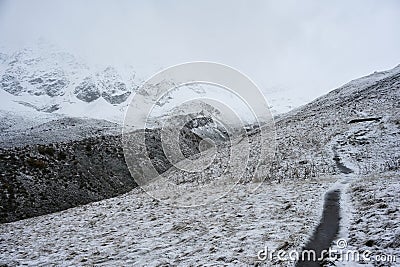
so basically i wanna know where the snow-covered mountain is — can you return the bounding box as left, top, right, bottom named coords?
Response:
left=0, top=42, right=312, bottom=126
left=0, top=43, right=138, bottom=123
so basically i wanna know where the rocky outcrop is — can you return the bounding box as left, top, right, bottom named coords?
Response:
left=0, top=73, right=24, bottom=95
left=97, top=67, right=132, bottom=104
left=28, top=69, right=69, bottom=97
left=74, top=77, right=101, bottom=102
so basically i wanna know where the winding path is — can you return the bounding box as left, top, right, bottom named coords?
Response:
left=296, top=152, right=353, bottom=266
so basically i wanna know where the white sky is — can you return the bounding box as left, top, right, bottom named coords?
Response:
left=0, top=0, right=399, bottom=105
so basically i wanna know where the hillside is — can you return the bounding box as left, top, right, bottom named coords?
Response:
left=1, top=64, right=399, bottom=221
left=0, top=65, right=399, bottom=266
left=266, top=64, right=400, bottom=180
left=0, top=114, right=223, bottom=223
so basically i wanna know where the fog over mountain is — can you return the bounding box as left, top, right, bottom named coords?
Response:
left=1, top=0, right=400, bottom=114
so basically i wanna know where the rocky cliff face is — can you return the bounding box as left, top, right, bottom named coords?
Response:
left=73, top=67, right=132, bottom=104
left=0, top=44, right=137, bottom=122
left=0, top=47, right=134, bottom=102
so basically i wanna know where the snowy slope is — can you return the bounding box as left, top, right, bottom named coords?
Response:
left=336, top=172, right=400, bottom=267
left=0, top=176, right=336, bottom=266
left=266, top=64, right=400, bottom=181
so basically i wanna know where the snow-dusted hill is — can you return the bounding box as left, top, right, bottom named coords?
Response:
left=263, top=64, right=400, bottom=181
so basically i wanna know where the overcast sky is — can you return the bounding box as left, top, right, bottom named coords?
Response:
left=0, top=0, right=399, bottom=104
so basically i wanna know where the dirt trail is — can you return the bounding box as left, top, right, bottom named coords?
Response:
left=296, top=189, right=341, bottom=267
left=332, top=147, right=353, bottom=174
left=296, top=150, right=353, bottom=266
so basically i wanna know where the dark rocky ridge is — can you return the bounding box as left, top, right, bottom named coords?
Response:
left=0, top=116, right=219, bottom=223
left=0, top=116, right=120, bottom=149
left=0, top=135, right=133, bottom=223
